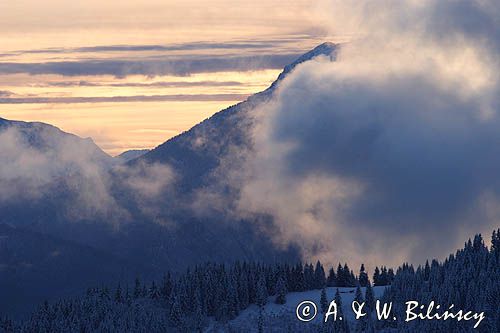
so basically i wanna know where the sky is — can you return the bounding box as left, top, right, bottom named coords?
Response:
left=0, top=0, right=339, bottom=155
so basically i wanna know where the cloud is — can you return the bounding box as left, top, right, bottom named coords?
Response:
left=0, top=93, right=249, bottom=104
left=113, top=161, right=176, bottom=221
left=211, top=0, right=500, bottom=267
left=0, top=121, right=175, bottom=225
left=0, top=54, right=300, bottom=77
left=43, top=80, right=245, bottom=88
left=1, top=41, right=286, bottom=57
left=0, top=124, right=123, bottom=221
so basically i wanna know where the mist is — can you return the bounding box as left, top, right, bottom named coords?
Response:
left=224, top=0, right=500, bottom=267
left=0, top=121, right=175, bottom=225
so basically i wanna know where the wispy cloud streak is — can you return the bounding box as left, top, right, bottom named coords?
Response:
left=0, top=93, right=248, bottom=104
left=42, top=80, right=245, bottom=88
left=0, top=54, right=300, bottom=77
left=2, top=41, right=282, bottom=56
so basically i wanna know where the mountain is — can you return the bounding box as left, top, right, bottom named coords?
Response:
left=0, top=117, right=113, bottom=167
left=136, top=42, right=338, bottom=191
left=0, top=43, right=338, bottom=317
left=269, top=41, right=337, bottom=91
left=0, top=223, right=143, bottom=318
left=116, top=149, right=150, bottom=163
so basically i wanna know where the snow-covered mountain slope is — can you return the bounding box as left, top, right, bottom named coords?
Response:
left=208, top=286, right=386, bottom=332
left=268, top=42, right=337, bottom=91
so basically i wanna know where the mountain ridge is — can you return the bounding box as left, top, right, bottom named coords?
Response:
left=0, top=43, right=338, bottom=317
left=0, top=116, right=113, bottom=166
left=135, top=42, right=338, bottom=165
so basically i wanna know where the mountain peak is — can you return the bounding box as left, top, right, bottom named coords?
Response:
left=142, top=42, right=340, bottom=163
left=268, top=42, right=337, bottom=90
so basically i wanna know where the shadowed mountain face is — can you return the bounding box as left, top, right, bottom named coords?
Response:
left=0, top=223, right=140, bottom=316
left=0, top=43, right=337, bottom=317
left=137, top=42, right=337, bottom=192
left=116, top=149, right=150, bottom=163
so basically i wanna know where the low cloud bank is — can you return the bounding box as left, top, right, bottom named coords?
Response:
left=0, top=123, right=174, bottom=224
left=220, top=0, right=500, bottom=267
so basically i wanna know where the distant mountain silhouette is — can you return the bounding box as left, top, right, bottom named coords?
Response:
left=116, top=149, right=150, bottom=163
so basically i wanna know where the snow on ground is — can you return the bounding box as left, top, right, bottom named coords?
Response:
left=227, top=286, right=387, bottom=331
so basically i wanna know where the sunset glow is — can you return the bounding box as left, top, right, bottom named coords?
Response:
left=0, top=0, right=337, bottom=154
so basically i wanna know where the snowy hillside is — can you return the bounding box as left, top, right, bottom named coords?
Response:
left=216, top=286, right=386, bottom=332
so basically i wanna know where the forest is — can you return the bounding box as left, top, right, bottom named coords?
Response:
left=0, top=229, right=498, bottom=333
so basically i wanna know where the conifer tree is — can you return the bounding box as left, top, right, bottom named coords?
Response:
left=423, top=260, right=431, bottom=281
left=334, top=288, right=350, bottom=333
left=257, top=307, right=264, bottom=333
left=161, top=273, right=173, bottom=301
left=365, top=282, right=375, bottom=312
left=293, top=263, right=305, bottom=292
left=336, top=263, right=344, bottom=287
left=256, top=272, right=268, bottom=307
left=326, top=267, right=336, bottom=287
left=354, top=286, right=366, bottom=332
left=358, top=264, right=369, bottom=287
left=315, top=261, right=327, bottom=289
left=114, top=284, right=123, bottom=303
left=227, top=271, right=239, bottom=319
left=237, top=270, right=250, bottom=310
left=169, top=296, right=183, bottom=328
left=320, top=288, right=328, bottom=314
left=492, top=229, right=500, bottom=262
left=133, top=278, right=142, bottom=299
left=149, top=281, right=160, bottom=300
left=373, top=267, right=381, bottom=286
left=387, top=268, right=395, bottom=284
left=304, top=263, right=315, bottom=290
left=274, top=275, right=287, bottom=304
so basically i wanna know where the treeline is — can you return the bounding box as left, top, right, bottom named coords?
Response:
left=376, top=230, right=500, bottom=333
left=1, top=229, right=498, bottom=332
left=0, top=261, right=387, bottom=332
left=326, top=229, right=499, bottom=333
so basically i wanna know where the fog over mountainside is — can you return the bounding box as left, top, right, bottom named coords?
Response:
left=0, top=43, right=337, bottom=316
left=192, top=0, right=500, bottom=267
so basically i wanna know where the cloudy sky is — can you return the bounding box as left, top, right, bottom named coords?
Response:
left=1, top=0, right=499, bottom=267
left=0, top=0, right=341, bottom=155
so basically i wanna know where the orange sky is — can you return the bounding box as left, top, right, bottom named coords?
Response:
left=0, top=0, right=342, bottom=155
